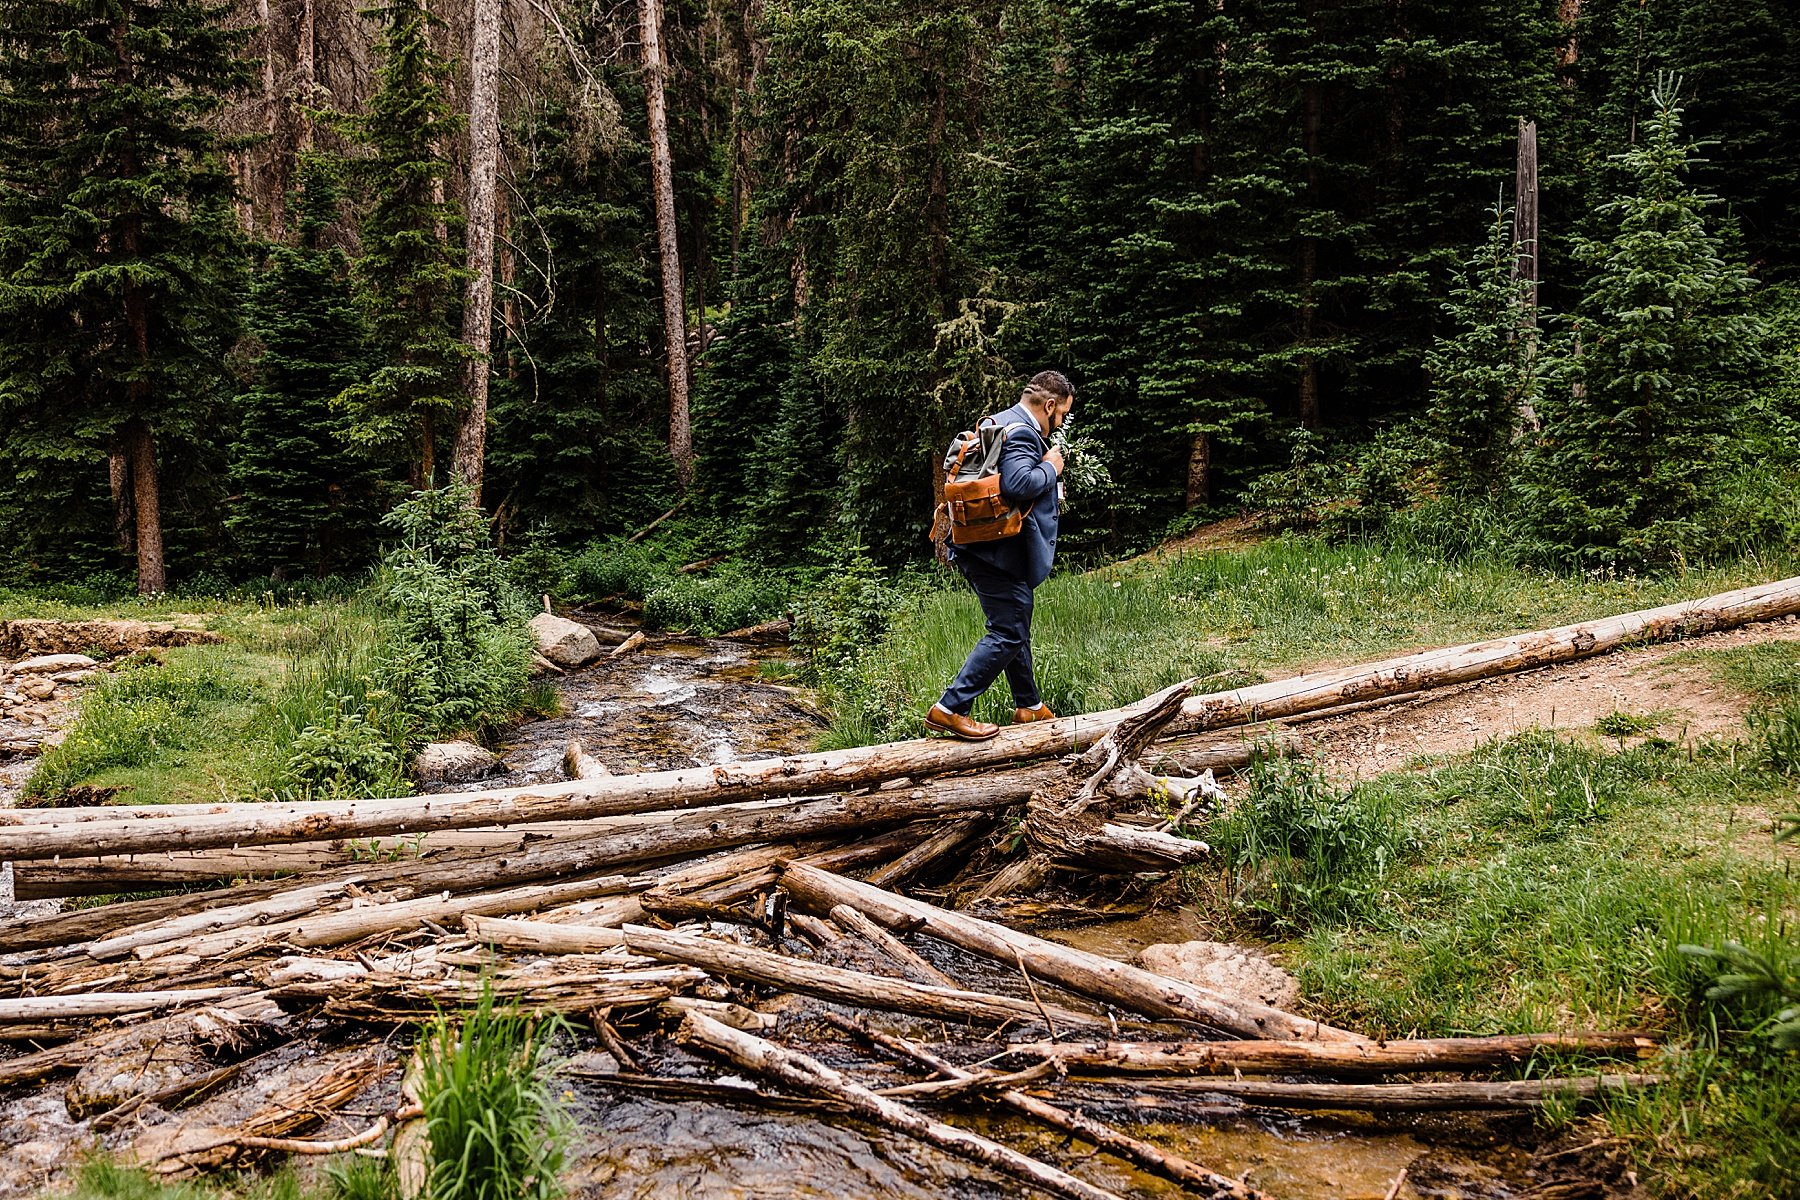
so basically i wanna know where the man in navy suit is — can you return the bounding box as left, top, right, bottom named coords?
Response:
left=925, top=370, right=1075, bottom=741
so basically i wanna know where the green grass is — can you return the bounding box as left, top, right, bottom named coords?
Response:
left=820, top=534, right=1796, bottom=746
left=418, top=990, right=569, bottom=1200
left=55, top=1158, right=326, bottom=1200
left=20, top=598, right=412, bottom=806
left=1243, top=720, right=1800, bottom=1196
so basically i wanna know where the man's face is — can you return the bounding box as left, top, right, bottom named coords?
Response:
left=1050, top=395, right=1075, bottom=433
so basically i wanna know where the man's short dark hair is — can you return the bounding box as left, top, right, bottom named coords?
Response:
left=1025, top=370, right=1074, bottom=402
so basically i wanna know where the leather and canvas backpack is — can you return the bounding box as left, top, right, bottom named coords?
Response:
left=935, top=417, right=1036, bottom=546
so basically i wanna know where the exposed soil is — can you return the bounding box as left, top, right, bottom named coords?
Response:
left=1299, top=615, right=1800, bottom=781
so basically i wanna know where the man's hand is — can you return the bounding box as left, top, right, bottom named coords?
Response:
left=1044, top=446, right=1065, bottom=476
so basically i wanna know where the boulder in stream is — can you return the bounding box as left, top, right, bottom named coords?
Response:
left=529, top=612, right=603, bottom=667
left=1137, top=940, right=1301, bottom=1010
left=415, top=740, right=503, bottom=786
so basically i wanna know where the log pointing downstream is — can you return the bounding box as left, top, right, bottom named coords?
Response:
left=4, top=575, right=1796, bottom=863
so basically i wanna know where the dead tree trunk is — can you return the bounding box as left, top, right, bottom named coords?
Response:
left=641, top=0, right=693, bottom=488
left=828, top=1013, right=1264, bottom=1200
left=8, top=576, right=1800, bottom=863
left=676, top=1010, right=1128, bottom=1200
left=1006, top=1031, right=1659, bottom=1076
left=779, top=863, right=1363, bottom=1043
left=451, top=0, right=503, bottom=497
left=1513, top=116, right=1540, bottom=433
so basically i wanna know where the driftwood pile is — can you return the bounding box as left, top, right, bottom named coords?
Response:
left=2, top=576, right=1796, bottom=1194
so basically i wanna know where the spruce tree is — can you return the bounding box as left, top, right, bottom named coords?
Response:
left=333, top=0, right=470, bottom=486
left=229, top=160, right=384, bottom=577
left=1424, top=206, right=1542, bottom=500
left=0, top=0, right=248, bottom=593
left=1527, top=85, right=1759, bottom=567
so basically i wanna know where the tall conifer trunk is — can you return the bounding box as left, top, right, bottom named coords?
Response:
left=452, top=0, right=503, bottom=497
left=124, top=418, right=166, bottom=595
left=641, top=0, right=693, bottom=487
left=113, top=14, right=167, bottom=594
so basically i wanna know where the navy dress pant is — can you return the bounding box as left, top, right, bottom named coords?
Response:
left=938, top=556, right=1042, bottom=714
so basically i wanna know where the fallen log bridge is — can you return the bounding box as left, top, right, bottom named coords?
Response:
left=5, top=574, right=1795, bottom=866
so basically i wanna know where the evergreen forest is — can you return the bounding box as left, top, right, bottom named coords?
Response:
left=2, top=0, right=1798, bottom=590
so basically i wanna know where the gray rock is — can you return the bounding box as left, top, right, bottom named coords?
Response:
left=1137, top=940, right=1301, bottom=1011
left=528, top=612, right=602, bottom=667
left=414, top=740, right=503, bottom=787
left=11, top=653, right=98, bottom=675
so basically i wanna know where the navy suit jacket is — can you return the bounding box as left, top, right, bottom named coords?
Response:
left=952, top=402, right=1060, bottom=587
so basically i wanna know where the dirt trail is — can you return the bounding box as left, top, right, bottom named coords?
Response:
left=1298, top=615, right=1800, bottom=780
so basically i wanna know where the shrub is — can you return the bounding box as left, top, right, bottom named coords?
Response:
left=1423, top=204, right=1542, bottom=500
left=281, top=692, right=408, bottom=800
left=565, top=539, right=677, bottom=601
left=1523, top=82, right=1764, bottom=568
left=641, top=563, right=792, bottom=634
left=373, top=486, right=535, bottom=735
left=1207, top=756, right=1410, bottom=930
left=419, top=990, right=569, bottom=1200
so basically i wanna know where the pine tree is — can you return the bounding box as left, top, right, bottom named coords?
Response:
left=333, top=0, right=470, bottom=486
left=1526, top=84, right=1760, bottom=567
left=228, top=160, right=384, bottom=577
left=0, top=0, right=249, bottom=593
left=1424, top=206, right=1542, bottom=500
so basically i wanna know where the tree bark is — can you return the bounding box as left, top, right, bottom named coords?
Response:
left=157, top=874, right=643, bottom=960
left=865, top=817, right=988, bottom=890
left=0, top=988, right=253, bottom=1023
left=1295, top=61, right=1323, bottom=430
left=1513, top=117, right=1540, bottom=433
left=450, top=0, right=503, bottom=496
left=779, top=864, right=1362, bottom=1043
left=1007, top=1031, right=1659, bottom=1077
left=295, top=0, right=316, bottom=149
left=1088, top=1073, right=1661, bottom=1111
left=472, top=920, right=1101, bottom=1030
left=0, top=766, right=1060, bottom=871
left=108, top=439, right=133, bottom=554
left=676, top=1010, right=1130, bottom=1200
left=1185, top=431, right=1212, bottom=508
left=641, top=0, right=693, bottom=488
left=124, top=418, right=166, bottom=595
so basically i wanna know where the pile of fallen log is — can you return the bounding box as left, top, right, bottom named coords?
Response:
left=2, top=576, right=1793, bottom=1191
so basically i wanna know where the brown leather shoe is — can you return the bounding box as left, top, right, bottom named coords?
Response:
left=1013, top=703, right=1056, bottom=724
left=924, top=704, right=999, bottom=741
